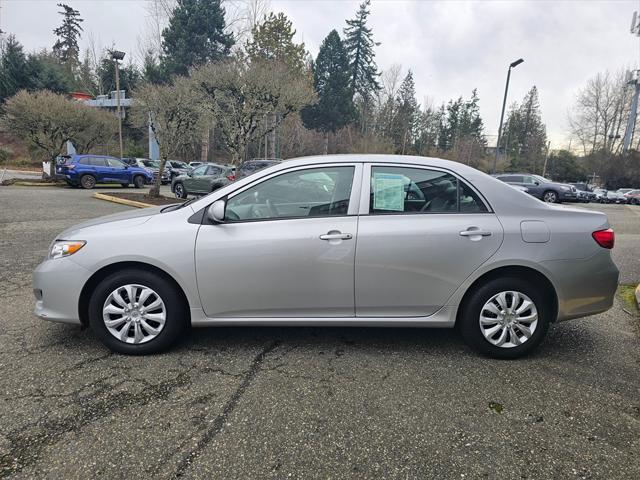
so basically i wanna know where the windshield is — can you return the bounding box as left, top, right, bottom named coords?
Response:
left=141, top=160, right=160, bottom=168
left=171, top=161, right=188, bottom=168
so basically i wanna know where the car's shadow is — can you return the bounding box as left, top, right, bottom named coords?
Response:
left=39, top=319, right=600, bottom=361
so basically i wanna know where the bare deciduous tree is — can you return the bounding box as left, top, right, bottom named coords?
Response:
left=193, top=58, right=314, bottom=163
left=1, top=89, right=117, bottom=176
left=133, top=76, right=205, bottom=197
left=569, top=70, right=634, bottom=156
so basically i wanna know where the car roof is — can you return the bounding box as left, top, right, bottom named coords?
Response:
left=72, top=154, right=118, bottom=160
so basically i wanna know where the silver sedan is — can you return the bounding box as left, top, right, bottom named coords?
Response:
left=33, top=155, right=619, bottom=358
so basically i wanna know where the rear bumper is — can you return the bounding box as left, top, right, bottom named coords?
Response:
left=33, top=257, right=90, bottom=325
left=543, top=252, right=619, bottom=321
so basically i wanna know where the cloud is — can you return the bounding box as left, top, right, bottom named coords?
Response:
left=3, top=0, right=638, bottom=146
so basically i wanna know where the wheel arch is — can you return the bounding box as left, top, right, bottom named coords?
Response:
left=455, top=265, right=558, bottom=326
left=78, top=261, right=191, bottom=327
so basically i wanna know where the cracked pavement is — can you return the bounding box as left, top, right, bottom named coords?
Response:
left=0, top=186, right=639, bottom=479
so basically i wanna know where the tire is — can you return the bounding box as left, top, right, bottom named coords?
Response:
left=121, top=183, right=129, bottom=188
left=88, top=269, right=187, bottom=355
left=542, top=190, right=558, bottom=203
left=174, top=182, right=187, bottom=199
left=80, top=174, right=96, bottom=189
left=133, top=175, right=145, bottom=189
left=457, top=277, right=551, bottom=359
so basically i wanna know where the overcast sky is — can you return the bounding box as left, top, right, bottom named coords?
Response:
left=2, top=0, right=640, bottom=147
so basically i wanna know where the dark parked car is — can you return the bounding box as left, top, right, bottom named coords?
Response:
left=167, top=160, right=191, bottom=180
left=171, top=163, right=235, bottom=198
left=56, top=154, right=152, bottom=189
left=569, top=182, right=596, bottom=203
left=624, top=189, right=640, bottom=205
left=493, top=173, right=578, bottom=203
left=132, top=158, right=170, bottom=184
left=236, top=158, right=282, bottom=179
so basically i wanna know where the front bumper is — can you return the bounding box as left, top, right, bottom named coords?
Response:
left=33, top=257, right=90, bottom=325
left=559, top=190, right=578, bottom=201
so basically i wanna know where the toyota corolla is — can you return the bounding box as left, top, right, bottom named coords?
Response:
left=34, top=155, right=619, bottom=358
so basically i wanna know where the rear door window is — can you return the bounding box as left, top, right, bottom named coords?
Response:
left=90, top=157, right=107, bottom=167
left=369, top=166, right=488, bottom=214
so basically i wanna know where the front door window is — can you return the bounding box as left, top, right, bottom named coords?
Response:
left=225, top=166, right=355, bottom=221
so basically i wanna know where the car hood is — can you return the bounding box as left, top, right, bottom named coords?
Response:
left=56, top=206, right=166, bottom=239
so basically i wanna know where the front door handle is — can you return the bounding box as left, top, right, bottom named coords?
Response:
left=319, top=232, right=353, bottom=241
left=460, top=229, right=492, bottom=237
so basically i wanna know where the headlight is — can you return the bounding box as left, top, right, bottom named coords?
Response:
left=49, top=240, right=86, bottom=260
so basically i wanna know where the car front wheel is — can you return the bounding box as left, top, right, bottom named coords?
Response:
left=174, top=182, right=187, bottom=199
left=133, top=175, right=145, bottom=188
left=458, top=277, right=551, bottom=359
left=88, top=269, right=187, bottom=354
left=542, top=190, right=558, bottom=203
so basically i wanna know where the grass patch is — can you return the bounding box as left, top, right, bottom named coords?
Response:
left=617, top=284, right=639, bottom=316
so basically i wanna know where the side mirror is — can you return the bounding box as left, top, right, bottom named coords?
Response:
left=187, top=171, right=193, bottom=177
left=207, top=200, right=226, bottom=223
left=534, top=181, right=539, bottom=185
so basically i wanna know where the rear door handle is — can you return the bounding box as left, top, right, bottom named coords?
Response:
left=460, top=229, right=492, bottom=237
left=320, top=232, right=353, bottom=241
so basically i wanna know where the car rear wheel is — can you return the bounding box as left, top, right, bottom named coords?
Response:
left=174, top=182, right=187, bottom=199
left=458, top=277, right=551, bottom=359
left=88, top=269, right=187, bottom=354
left=80, top=174, right=96, bottom=189
left=133, top=175, right=145, bottom=189
left=542, top=190, right=558, bottom=203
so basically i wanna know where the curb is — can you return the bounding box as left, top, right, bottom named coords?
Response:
left=92, top=192, right=154, bottom=209
left=12, top=182, right=60, bottom=187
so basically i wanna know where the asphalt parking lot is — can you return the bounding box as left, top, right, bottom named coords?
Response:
left=0, top=186, right=639, bottom=479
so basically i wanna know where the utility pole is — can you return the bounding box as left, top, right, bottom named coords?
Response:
left=110, top=50, right=126, bottom=159
left=542, top=141, right=551, bottom=177
left=493, top=58, right=524, bottom=173
left=623, top=12, right=640, bottom=154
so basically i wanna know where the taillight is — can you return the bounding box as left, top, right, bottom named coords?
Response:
left=592, top=228, right=614, bottom=249
left=227, top=174, right=235, bottom=181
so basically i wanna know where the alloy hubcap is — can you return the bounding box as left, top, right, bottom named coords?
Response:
left=102, top=284, right=166, bottom=344
left=479, top=291, right=538, bottom=348
left=544, top=193, right=555, bottom=202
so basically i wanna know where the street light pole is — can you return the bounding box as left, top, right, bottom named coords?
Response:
left=493, top=58, right=524, bottom=173
left=110, top=50, right=126, bottom=159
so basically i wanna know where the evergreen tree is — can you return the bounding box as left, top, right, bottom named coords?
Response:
left=391, top=70, right=418, bottom=153
left=502, top=86, right=547, bottom=172
left=96, top=57, right=141, bottom=95
left=301, top=30, right=355, bottom=153
left=0, top=35, right=31, bottom=101
left=245, top=12, right=307, bottom=73
left=343, top=0, right=380, bottom=100
left=27, top=51, right=74, bottom=93
left=52, top=3, right=84, bottom=66
left=161, top=0, right=234, bottom=77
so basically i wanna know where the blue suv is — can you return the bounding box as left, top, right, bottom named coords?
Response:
left=57, top=155, right=152, bottom=189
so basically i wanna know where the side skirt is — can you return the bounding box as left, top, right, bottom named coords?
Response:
left=189, top=305, right=458, bottom=328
